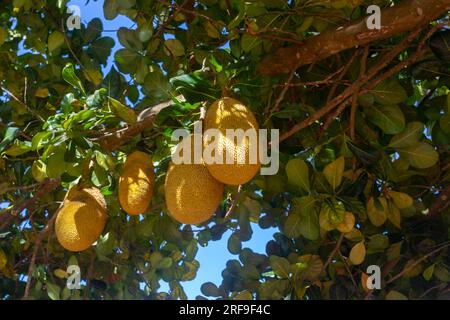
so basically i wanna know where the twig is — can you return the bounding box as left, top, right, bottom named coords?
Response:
left=154, top=0, right=192, bottom=39
left=23, top=208, right=59, bottom=299
left=83, top=250, right=96, bottom=300
left=224, top=185, right=242, bottom=220
left=417, top=283, right=447, bottom=300
left=386, top=243, right=450, bottom=285
left=0, top=182, right=41, bottom=195
left=0, top=86, right=45, bottom=122
left=0, top=178, right=61, bottom=231
left=61, top=19, right=86, bottom=74
left=258, top=0, right=449, bottom=76
left=327, top=51, right=360, bottom=103
left=267, top=70, right=296, bottom=114
left=350, top=46, right=369, bottom=140
left=96, top=96, right=184, bottom=152
left=321, top=233, right=345, bottom=274
left=277, top=28, right=422, bottom=144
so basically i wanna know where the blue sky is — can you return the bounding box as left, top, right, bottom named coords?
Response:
left=64, top=0, right=276, bottom=299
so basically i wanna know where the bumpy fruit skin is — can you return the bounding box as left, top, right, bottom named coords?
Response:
left=119, top=151, right=154, bottom=215
left=66, top=185, right=107, bottom=212
left=55, top=200, right=107, bottom=252
left=204, top=97, right=261, bottom=185
left=165, top=163, right=224, bottom=225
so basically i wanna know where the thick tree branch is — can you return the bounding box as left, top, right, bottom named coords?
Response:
left=258, top=0, right=450, bottom=76
left=96, top=96, right=184, bottom=152
left=278, top=27, right=423, bottom=144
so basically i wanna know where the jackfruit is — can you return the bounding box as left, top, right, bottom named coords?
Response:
left=119, top=151, right=154, bottom=215
left=165, top=162, right=224, bottom=225
left=65, top=185, right=107, bottom=212
left=55, top=187, right=107, bottom=252
left=204, top=97, right=261, bottom=185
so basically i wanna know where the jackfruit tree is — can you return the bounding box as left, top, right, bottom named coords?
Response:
left=0, top=0, right=450, bottom=300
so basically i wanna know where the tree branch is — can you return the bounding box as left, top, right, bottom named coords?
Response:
left=258, top=0, right=450, bottom=76
left=23, top=208, right=59, bottom=299
left=96, top=96, right=184, bottom=152
left=0, top=178, right=61, bottom=231
left=277, top=27, right=422, bottom=144
left=0, top=86, right=45, bottom=122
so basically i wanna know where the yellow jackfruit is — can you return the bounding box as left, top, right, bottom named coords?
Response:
left=55, top=189, right=107, bottom=252
left=119, top=151, right=155, bottom=215
left=165, top=162, right=224, bottom=225
left=204, top=97, right=261, bottom=185
left=65, top=185, right=107, bottom=212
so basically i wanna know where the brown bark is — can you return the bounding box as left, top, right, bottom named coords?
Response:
left=0, top=178, right=61, bottom=231
left=258, top=0, right=450, bottom=76
left=97, top=97, right=183, bottom=152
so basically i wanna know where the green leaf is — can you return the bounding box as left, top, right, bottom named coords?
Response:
left=388, top=122, right=424, bottom=148
left=3, top=141, right=32, bottom=157
left=86, top=88, right=107, bottom=108
left=118, top=27, right=142, bottom=51
left=201, top=282, right=220, bottom=297
left=284, top=213, right=302, bottom=238
left=399, top=142, right=439, bottom=169
left=295, top=254, right=323, bottom=281
left=269, top=255, right=290, bottom=278
left=285, top=158, right=310, bottom=192
left=372, top=79, right=407, bottom=105
left=291, top=196, right=319, bottom=240
left=203, top=21, right=221, bottom=39
left=429, top=30, right=450, bottom=62
left=62, top=64, right=85, bottom=94
left=323, top=156, right=345, bottom=190
left=423, top=264, right=435, bottom=281
left=241, top=34, right=260, bottom=53
left=368, top=104, right=405, bottom=134
left=439, top=114, right=450, bottom=135
left=142, top=69, right=171, bottom=104
left=32, top=160, right=47, bottom=182
left=48, top=31, right=65, bottom=53
left=85, top=67, right=103, bottom=86
left=157, top=257, right=173, bottom=270
left=299, top=209, right=319, bottom=241
left=46, top=145, right=67, bottom=178
left=31, top=132, right=51, bottom=151
left=96, top=232, right=115, bottom=257
left=46, top=282, right=61, bottom=300
left=117, top=0, right=136, bottom=9
left=386, top=290, right=408, bottom=300
left=104, top=0, right=119, bottom=20
left=387, top=200, right=401, bottom=229
left=108, top=97, right=137, bottom=123
left=349, top=241, right=366, bottom=265
left=0, top=248, right=7, bottom=270
left=367, top=197, right=387, bottom=227
left=84, top=18, right=103, bottom=43
left=0, top=127, right=19, bottom=152
left=88, top=37, right=115, bottom=65
left=367, top=234, right=389, bottom=254
left=227, top=233, right=242, bottom=254
left=0, top=28, right=7, bottom=45
left=165, top=39, right=185, bottom=57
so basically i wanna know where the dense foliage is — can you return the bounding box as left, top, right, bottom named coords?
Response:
left=0, top=0, right=450, bottom=300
